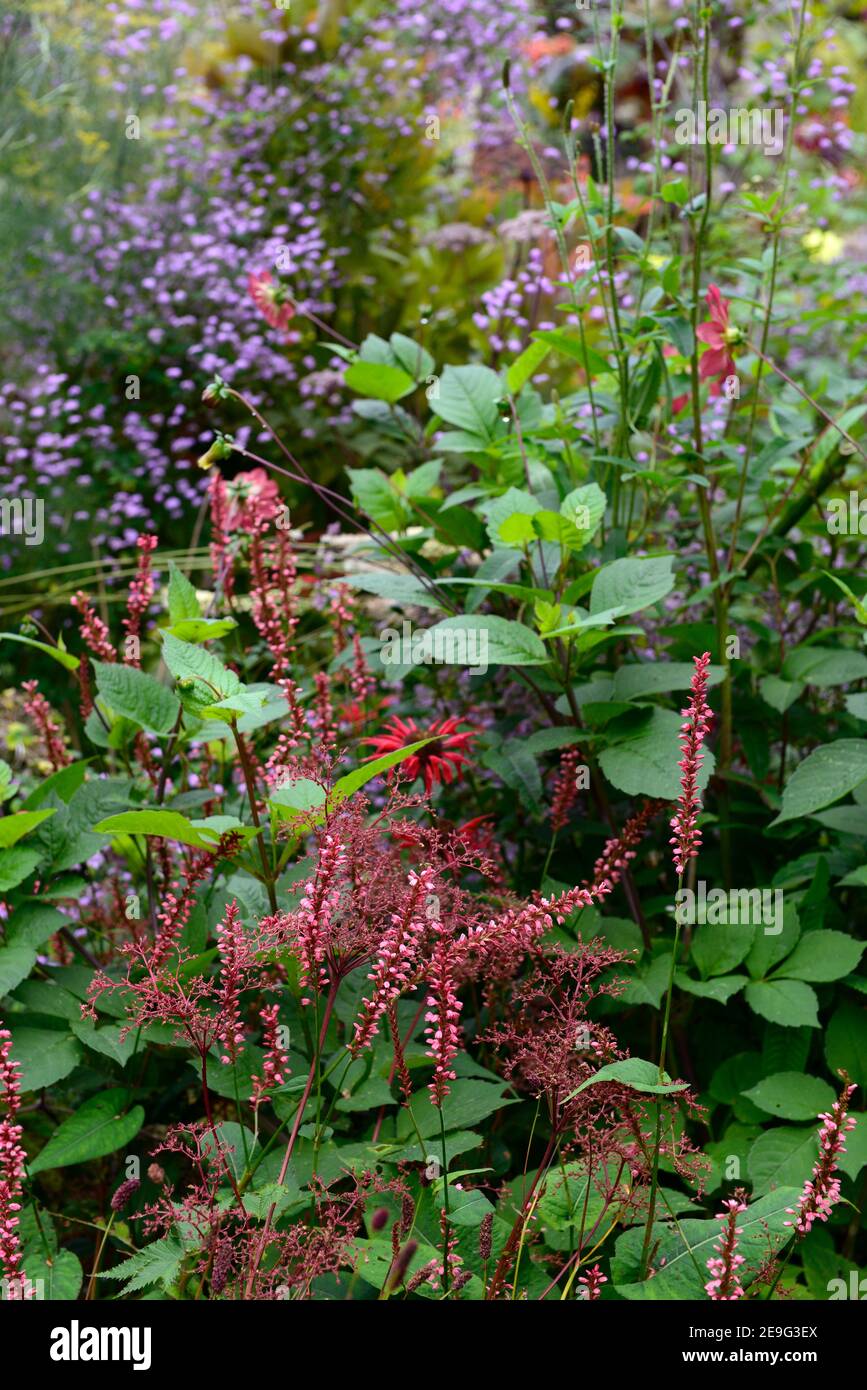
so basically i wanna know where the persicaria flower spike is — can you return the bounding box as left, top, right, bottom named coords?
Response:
left=784, top=1081, right=857, bottom=1237
left=424, top=920, right=462, bottom=1107
left=705, top=1197, right=747, bottom=1300
left=251, top=1005, right=290, bottom=1107
left=670, top=653, right=713, bottom=876
left=351, top=867, right=435, bottom=1055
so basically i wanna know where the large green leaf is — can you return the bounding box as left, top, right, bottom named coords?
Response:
left=0, top=632, right=79, bottom=671
left=0, top=809, right=56, bottom=849
left=345, top=360, right=416, bottom=403
left=0, top=942, right=38, bottom=995
left=93, top=662, right=181, bottom=736
left=771, top=740, right=867, bottom=826
left=424, top=615, right=547, bottom=666
left=747, top=1127, right=817, bottom=1195
left=613, top=1189, right=801, bottom=1299
left=613, top=661, right=725, bottom=702
left=771, top=930, right=864, bottom=982
left=11, top=1028, right=82, bottom=1091
left=567, top=1057, right=689, bottom=1100
left=590, top=556, right=675, bottom=617
left=600, top=707, right=715, bottom=799
left=101, top=1236, right=185, bottom=1294
left=742, top=1071, right=835, bottom=1121
left=434, top=364, right=503, bottom=441
left=29, top=1089, right=145, bottom=1175
left=744, top=979, right=819, bottom=1028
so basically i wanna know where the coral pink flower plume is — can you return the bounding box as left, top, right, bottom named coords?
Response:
left=670, top=652, right=713, bottom=877
left=0, top=1024, right=35, bottom=1299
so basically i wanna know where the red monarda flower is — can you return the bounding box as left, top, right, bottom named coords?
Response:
left=696, top=285, right=738, bottom=396
left=248, top=271, right=295, bottom=332
left=364, top=715, right=475, bottom=794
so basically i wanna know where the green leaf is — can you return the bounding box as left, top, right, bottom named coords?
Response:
left=0, top=632, right=79, bottom=671
left=745, top=900, right=800, bottom=980
left=567, top=1057, right=689, bottom=1101
left=93, top=662, right=181, bottom=736
left=388, top=332, right=435, bottom=382
left=674, top=971, right=747, bottom=1004
left=838, top=1114, right=867, bottom=1182
left=506, top=340, right=551, bottom=395
left=772, top=930, right=864, bottom=983
left=600, top=707, right=715, bottom=799
left=166, top=618, right=237, bottom=643
left=0, top=847, right=41, bottom=890
left=167, top=563, right=202, bottom=623
left=744, top=979, right=820, bottom=1028
left=435, top=365, right=503, bottom=441
left=0, top=809, right=56, bottom=849
left=613, top=1189, right=800, bottom=1299
left=29, top=1089, right=145, bottom=1175
left=399, top=1079, right=515, bottom=1140
left=345, top=360, right=416, bottom=403
left=0, top=942, right=38, bottom=994
left=783, top=645, right=867, bottom=688
left=742, top=1072, right=836, bottom=1121
left=16, top=1248, right=83, bottom=1300
left=825, top=1001, right=867, bottom=1090
left=424, top=615, right=547, bottom=666
left=747, top=1127, right=818, bottom=1196
left=533, top=328, right=611, bottom=375
left=161, top=630, right=241, bottom=695
left=613, top=661, right=725, bottom=702
left=101, top=1236, right=185, bottom=1294
left=11, top=1028, right=82, bottom=1091
left=590, top=556, right=675, bottom=616
left=759, top=675, right=804, bottom=714
left=70, top=1018, right=140, bottom=1068
left=771, top=740, right=867, bottom=825
left=347, top=468, right=407, bottom=531
left=689, top=923, right=756, bottom=979
left=93, top=808, right=252, bottom=851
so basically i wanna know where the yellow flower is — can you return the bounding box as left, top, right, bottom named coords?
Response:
left=801, top=229, right=843, bottom=264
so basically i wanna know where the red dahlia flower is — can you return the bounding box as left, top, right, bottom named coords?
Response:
left=696, top=285, right=740, bottom=396
left=364, top=716, right=475, bottom=794
left=248, top=270, right=295, bottom=332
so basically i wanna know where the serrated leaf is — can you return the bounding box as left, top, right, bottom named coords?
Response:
left=101, top=1236, right=184, bottom=1293
left=771, top=740, right=867, bottom=826
left=93, top=662, right=180, bottom=736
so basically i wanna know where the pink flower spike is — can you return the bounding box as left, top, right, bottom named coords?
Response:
left=670, top=652, right=713, bottom=877
left=783, top=1081, right=857, bottom=1237
left=0, top=1023, right=35, bottom=1299
left=705, top=1196, right=748, bottom=1300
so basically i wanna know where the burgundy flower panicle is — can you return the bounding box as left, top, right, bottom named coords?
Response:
left=123, top=533, right=158, bottom=667
left=705, top=1197, right=747, bottom=1300
left=670, top=652, right=713, bottom=876
left=784, top=1081, right=857, bottom=1237
left=424, top=919, right=463, bottom=1107
left=0, top=1024, right=33, bottom=1299
left=351, top=867, right=435, bottom=1055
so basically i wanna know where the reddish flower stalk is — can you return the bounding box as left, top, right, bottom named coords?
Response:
left=577, top=1263, right=608, bottom=1300
left=123, top=534, right=158, bottom=667
left=251, top=1005, right=290, bottom=1107
left=22, top=681, right=70, bottom=770
left=215, top=900, right=247, bottom=1065
left=110, top=1177, right=141, bottom=1214
left=590, top=801, right=662, bottom=890
left=71, top=591, right=115, bottom=662
left=249, top=528, right=298, bottom=682
left=424, top=920, right=463, bottom=1107
left=669, top=653, right=713, bottom=876
left=550, top=746, right=582, bottom=831
left=351, top=867, right=434, bottom=1056
left=296, top=831, right=346, bottom=1001
left=784, top=1081, right=857, bottom=1237
left=0, top=1024, right=32, bottom=1299
left=152, top=850, right=216, bottom=968
left=311, top=671, right=337, bottom=749
left=705, top=1197, right=747, bottom=1299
